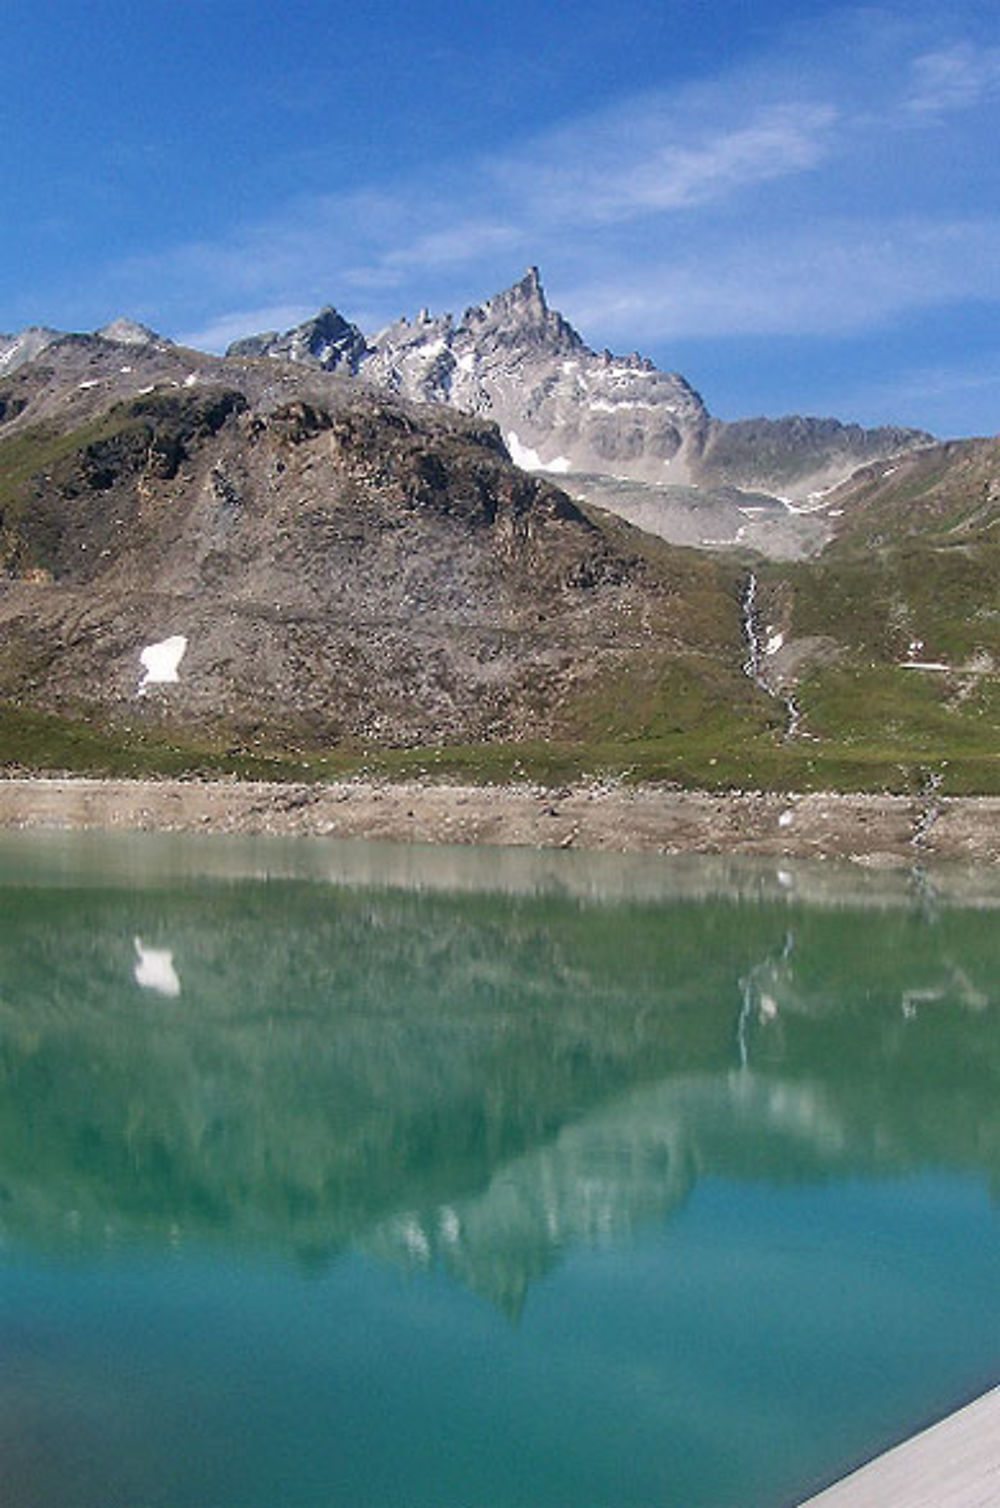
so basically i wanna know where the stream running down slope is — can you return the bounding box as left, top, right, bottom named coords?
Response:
left=741, top=571, right=802, bottom=741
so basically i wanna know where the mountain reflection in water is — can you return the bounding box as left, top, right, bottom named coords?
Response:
left=0, top=835, right=997, bottom=1318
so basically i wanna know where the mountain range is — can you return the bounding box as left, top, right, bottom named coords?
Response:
left=3, top=270, right=931, bottom=559
left=227, top=268, right=932, bottom=558
left=0, top=271, right=997, bottom=792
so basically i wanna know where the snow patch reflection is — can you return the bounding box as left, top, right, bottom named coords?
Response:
left=133, top=938, right=181, bottom=998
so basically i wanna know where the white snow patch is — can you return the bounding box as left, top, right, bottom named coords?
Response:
left=119, top=365, right=132, bottom=374
left=507, top=431, right=544, bottom=470
left=456, top=352, right=476, bottom=374
left=803, top=481, right=844, bottom=508
left=506, top=432, right=571, bottom=474
left=77, top=379, right=101, bottom=390
left=765, top=631, right=784, bottom=656
left=133, top=938, right=181, bottom=997
left=561, top=360, right=579, bottom=374
left=138, top=634, right=187, bottom=691
left=882, top=465, right=899, bottom=477
left=183, top=372, right=198, bottom=387
left=421, top=337, right=446, bottom=359
left=588, top=399, right=660, bottom=412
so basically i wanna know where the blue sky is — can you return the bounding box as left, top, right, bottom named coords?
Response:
left=4, top=0, right=1000, bottom=435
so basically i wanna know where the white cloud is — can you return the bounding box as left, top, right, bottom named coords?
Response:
left=102, top=3, right=1000, bottom=369
left=905, top=43, right=1000, bottom=116
left=341, top=220, right=525, bottom=293
left=561, top=218, right=1000, bottom=340
left=494, top=100, right=838, bottom=226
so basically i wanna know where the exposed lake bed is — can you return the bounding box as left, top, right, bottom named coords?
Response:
left=3, top=774, right=1000, bottom=862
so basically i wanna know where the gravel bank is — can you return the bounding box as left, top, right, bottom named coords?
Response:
left=2, top=776, right=1000, bottom=862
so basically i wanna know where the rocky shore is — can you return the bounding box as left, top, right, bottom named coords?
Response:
left=2, top=776, right=1000, bottom=863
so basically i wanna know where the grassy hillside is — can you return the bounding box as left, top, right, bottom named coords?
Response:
left=751, top=438, right=1000, bottom=793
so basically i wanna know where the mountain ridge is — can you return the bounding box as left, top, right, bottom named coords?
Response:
left=224, top=265, right=929, bottom=506
left=222, top=267, right=933, bottom=556
left=2, top=269, right=933, bottom=560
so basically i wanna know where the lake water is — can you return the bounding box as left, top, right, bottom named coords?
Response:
left=0, top=830, right=998, bottom=1508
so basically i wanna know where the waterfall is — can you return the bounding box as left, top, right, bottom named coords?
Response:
left=740, top=571, right=802, bottom=741
left=741, top=572, right=764, bottom=687
left=784, top=693, right=802, bottom=741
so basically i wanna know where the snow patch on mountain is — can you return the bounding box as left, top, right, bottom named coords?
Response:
left=506, top=432, right=572, bottom=474
left=138, top=635, right=188, bottom=691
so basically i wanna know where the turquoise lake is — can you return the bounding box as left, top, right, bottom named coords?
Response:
left=0, top=831, right=997, bottom=1507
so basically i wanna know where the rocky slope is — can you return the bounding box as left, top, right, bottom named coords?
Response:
left=0, top=328, right=755, bottom=751
left=228, top=268, right=932, bottom=557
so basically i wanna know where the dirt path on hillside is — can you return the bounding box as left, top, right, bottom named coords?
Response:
left=1, top=776, right=999, bottom=863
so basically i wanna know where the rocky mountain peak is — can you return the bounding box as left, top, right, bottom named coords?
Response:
left=0, top=325, right=62, bottom=377
left=96, top=318, right=164, bottom=348
left=462, top=265, right=583, bottom=358
left=215, top=268, right=931, bottom=539
left=228, top=305, right=368, bottom=372
left=479, top=265, right=547, bottom=321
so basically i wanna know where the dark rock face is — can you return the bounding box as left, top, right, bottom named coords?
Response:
left=699, top=416, right=934, bottom=495
left=228, top=306, right=369, bottom=372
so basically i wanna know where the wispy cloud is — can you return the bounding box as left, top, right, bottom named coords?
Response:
left=343, top=221, right=525, bottom=292
left=904, top=42, right=1000, bottom=116
left=107, top=1, right=1000, bottom=374
left=493, top=99, right=838, bottom=225
left=562, top=218, right=1000, bottom=340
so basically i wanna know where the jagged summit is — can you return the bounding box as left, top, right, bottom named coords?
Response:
left=460, top=265, right=583, bottom=358
left=228, top=305, right=368, bottom=372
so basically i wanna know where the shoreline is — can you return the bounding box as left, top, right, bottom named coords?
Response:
left=2, top=775, right=1000, bottom=862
